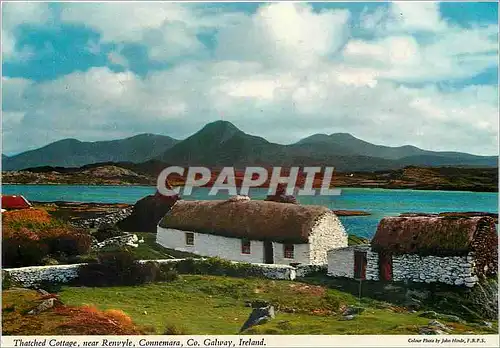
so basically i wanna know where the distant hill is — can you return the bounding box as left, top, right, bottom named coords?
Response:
left=155, top=121, right=497, bottom=170
left=2, top=134, right=179, bottom=171
left=2, top=121, right=497, bottom=171
left=3, top=162, right=497, bottom=192
left=296, top=132, right=498, bottom=166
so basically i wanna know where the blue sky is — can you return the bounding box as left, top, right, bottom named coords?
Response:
left=2, top=1, right=499, bottom=156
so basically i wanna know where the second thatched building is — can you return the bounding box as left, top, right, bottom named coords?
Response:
left=327, top=214, right=498, bottom=287
left=157, top=199, right=348, bottom=265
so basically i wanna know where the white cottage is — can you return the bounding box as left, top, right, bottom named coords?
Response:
left=327, top=215, right=498, bottom=287
left=156, top=199, right=348, bottom=265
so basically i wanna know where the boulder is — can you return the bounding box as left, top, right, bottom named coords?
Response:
left=480, top=321, right=493, bottom=329
left=244, top=300, right=270, bottom=308
left=91, top=233, right=140, bottom=250
left=117, top=191, right=180, bottom=232
left=27, top=298, right=61, bottom=315
left=239, top=305, right=275, bottom=333
left=342, top=306, right=365, bottom=316
left=419, top=311, right=438, bottom=319
left=340, top=315, right=356, bottom=321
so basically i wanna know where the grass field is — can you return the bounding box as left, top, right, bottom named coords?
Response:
left=4, top=275, right=496, bottom=335
left=122, top=232, right=200, bottom=260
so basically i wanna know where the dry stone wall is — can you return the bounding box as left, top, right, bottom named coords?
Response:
left=391, top=253, right=478, bottom=287
left=3, top=264, right=81, bottom=288
left=3, top=259, right=299, bottom=288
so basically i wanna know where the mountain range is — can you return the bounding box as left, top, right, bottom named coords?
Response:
left=2, top=121, right=498, bottom=172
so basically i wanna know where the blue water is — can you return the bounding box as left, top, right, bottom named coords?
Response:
left=2, top=185, right=498, bottom=238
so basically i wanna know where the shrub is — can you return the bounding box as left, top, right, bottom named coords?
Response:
left=2, top=209, right=92, bottom=267
left=55, top=305, right=144, bottom=335
left=2, top=236, right=49, bottom=268
left=45, top=232, right=92, bottom=256
left=2, top=271, right=19, bottom=290
left=76, top=251, right=168, bottom=286
left=93, top=224, right=124, bottom=242
left=163, top=323, right=190, bottom=335
left=158, top=264, right=180, bottom=282
left=175, top=257, right=263, bottom=278
left=41, top=257, right=59, bottom=266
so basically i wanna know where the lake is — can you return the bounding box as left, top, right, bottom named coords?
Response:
left=2, top=184, right=498, bottom=238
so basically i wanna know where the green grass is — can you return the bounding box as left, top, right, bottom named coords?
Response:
left=55, top=275, right=498, bottom=335
left=85, top=232, right=200, bottom=262
left=129, top=232, right=200, bottom=260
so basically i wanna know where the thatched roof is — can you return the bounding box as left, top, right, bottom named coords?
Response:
left=158, top=199, right=335, bottom=243
left=371, top=216, right=497, bottom=256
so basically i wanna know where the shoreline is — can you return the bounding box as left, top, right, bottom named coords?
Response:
left=2, top=182, right=498, bottom=194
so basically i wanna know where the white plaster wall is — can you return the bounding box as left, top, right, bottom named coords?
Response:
left=157, top=227, right=265, bottom=263
left=272, top=242, right=310, bottom=265
left=309, top=213, right=348, bottom=265
left=327, top=247, right=354, bottom=278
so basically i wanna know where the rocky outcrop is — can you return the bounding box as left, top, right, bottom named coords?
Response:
left=240, top=305, right=275, bottom=333
left=265, top=184, right=298, bottom=204
left=91, top=233, right=144, bottom=251
left=117, top=192, right=180, bottom=232
left=72, top=207, right=133, bottom=229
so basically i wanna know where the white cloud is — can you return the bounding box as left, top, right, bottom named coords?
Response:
left=3, top=59, right=498, bottom=155
left=2, top=2, right=498, bottom=156
left=1, top=2, right=52, bottom=60
left=59, top=3, right=244, bottom=62
left=216, top=3, right=350, bottom=68
left=349, top=3, right=498, bottom=84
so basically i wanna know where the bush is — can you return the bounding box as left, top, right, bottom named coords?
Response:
left=93, top=224, right=124, bottom=242
left=2, top=209, right=93, bottom=267
left=2, top=236, right=49, bottom=268
left=163, top=323, right=190, bottom=335
left=2, top=271, right=19, bottom=290
left=76, top=251, right=172, bottom=286
left=158, top=264, right=180, bottom=282
left=175, top=257, right=263, bottom=278
left=45, top=232, right=92, bottom=256
left=55, top=305, right=144, bottom=335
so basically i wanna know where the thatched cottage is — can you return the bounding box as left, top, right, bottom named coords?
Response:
left=157, top=199, right=348, bottom=265
left=327, top=215, right=498, bottom=287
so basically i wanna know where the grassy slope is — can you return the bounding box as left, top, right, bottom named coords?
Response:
left=51, top=276, right=496, bottom=335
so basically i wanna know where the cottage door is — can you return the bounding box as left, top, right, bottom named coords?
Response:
left=354, top=251, right=367, bottom=280
left=379, top=252, right=392, bottom=281
left=264, top=241, right=274, bottom=264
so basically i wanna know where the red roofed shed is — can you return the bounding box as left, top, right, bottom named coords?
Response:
left=1, top=195, right=32, bottom=210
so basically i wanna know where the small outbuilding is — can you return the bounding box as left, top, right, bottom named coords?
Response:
left=157, top=199, right=348, bottom=265
left=1, top=195, right=32, bottom=211
left=327, top=215, right=498, bottom=287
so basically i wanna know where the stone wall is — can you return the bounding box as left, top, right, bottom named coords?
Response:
left=72, top=207, right=133, bottom=228
left=3, top=264, right=81, bottom=288
left=3, top=258, right=299, bottom=288
left=327, top=245, right=478, bottom=286
left=365, top=249, right=379, bottom=281
left=391, top=253, right=477, bottom=287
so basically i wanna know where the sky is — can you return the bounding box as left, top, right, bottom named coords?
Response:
left=1, top=1, right=499, bottom=156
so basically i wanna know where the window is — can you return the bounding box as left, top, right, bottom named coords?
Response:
left=241, top=239, right=251, bottom=254
left=283, top=244, right=294, bottom=259
left=185, top=232, right=194, bottom=246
